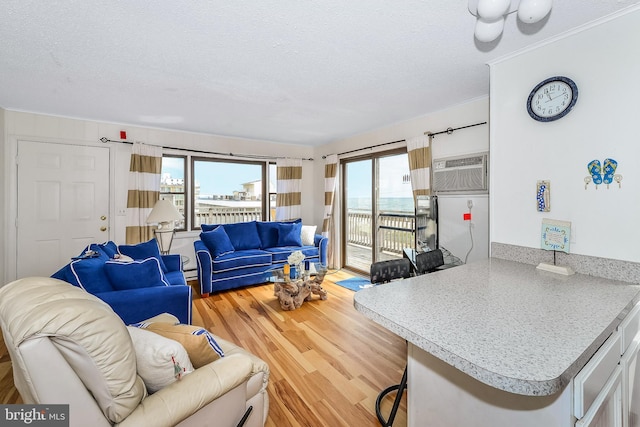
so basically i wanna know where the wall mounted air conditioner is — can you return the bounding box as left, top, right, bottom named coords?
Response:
left=432, top=152, right=488, bottom=194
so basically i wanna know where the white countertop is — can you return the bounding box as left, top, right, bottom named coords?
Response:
left=353, top=258, right=640, bottom=396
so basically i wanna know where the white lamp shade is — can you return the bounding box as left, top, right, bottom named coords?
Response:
left=475, top=17, right=505, bottom=43
left=477, top=0, right=511, bottom=21
left=146, top=199, right=183, bottom=226
left=517, top=0, right=552, bottom=24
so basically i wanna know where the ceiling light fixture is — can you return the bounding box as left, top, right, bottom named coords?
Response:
left=468, top=0, right=552, bottom=43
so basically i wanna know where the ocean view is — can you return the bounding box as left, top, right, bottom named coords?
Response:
left=348, top=197, right=414, bottom=213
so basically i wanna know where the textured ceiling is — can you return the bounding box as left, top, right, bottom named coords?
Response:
left=1, top=1, right=638, bottom=146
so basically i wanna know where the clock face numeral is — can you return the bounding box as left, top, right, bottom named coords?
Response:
left=526, top=76, right=578, bottom=122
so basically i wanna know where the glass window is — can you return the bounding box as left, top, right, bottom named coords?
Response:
left=192, top=158, right=265, bottom=229
left=160, top=155, right=186, bottom=230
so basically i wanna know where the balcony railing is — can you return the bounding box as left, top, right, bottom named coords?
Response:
left=195, top=207, right=262, bottom=227
left=347, top=211, right=414, bottom=255
left=195, top=207, right=414, bottom=257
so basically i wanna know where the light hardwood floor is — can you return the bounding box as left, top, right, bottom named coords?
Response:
left=0, top=270, right=407, bottom=426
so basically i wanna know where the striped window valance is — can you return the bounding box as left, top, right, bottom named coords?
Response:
left=275, top=158, right=303, bottom=221
left=322, top=154, right=338, bottom=268
left=406, top=135, right=432, bottom=199
left=126, top=142, right=162, bottom=244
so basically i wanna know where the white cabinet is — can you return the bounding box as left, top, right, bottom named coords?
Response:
left=574, top=301, right=640, bottom=427
left=575, top=366, right=623, bottom=427
left=620, top=304, right=640, bottom=355
left=622, top=338, right=640, bottom=427
left=621, top=302, right=640, bottom=427
left=574, top=332, right=621, bottom=419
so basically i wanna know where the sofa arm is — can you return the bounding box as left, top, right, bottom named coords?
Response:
left=97, top=285, right=192, bottom=325
left=161, top=254, right=182, bottom=272
left=118, top=354, right=254, bottom=427
left=314, top=234, right=328, bottom=267
left=194, top=240, right=213, bottom=296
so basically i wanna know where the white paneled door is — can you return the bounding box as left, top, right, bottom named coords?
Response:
left=17, top=140, right=110, bottom=278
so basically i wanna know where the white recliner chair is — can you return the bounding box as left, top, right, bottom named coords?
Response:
left=0, top=277, right=269, bottom=427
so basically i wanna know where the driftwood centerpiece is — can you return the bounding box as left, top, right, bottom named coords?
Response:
left=273, top=268, right=328, bottom=311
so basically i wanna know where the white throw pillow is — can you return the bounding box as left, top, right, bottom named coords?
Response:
left=126, top=326, right=194, bottom=393
left=300, top=225, right=317, bottom=246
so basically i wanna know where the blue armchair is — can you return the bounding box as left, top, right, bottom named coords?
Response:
left=52, top=240, right=192, bottom=325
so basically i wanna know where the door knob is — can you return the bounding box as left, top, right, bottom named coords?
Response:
left=101, top=215, right=107, bottom=221
left=100, top=226, right=107, bottom=232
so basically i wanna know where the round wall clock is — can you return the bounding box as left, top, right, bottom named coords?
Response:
left=526, top=76, right=578, bottom=122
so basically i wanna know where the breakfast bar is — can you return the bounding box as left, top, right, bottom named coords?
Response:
left=354, top=257, right=640, bottom=426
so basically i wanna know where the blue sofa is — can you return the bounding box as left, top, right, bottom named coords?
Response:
left=51, top=240, right=192, bottom=325
left=194, top=220, right=327, bottom=296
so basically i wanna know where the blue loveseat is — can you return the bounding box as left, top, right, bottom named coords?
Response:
left=194, top=220, right=327, bottom=296
left=51, top=240, right=192, bottom=325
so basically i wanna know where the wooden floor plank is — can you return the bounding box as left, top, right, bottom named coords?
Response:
left=0, top=270, right=407, bottom=426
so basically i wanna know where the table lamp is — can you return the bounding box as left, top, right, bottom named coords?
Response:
left=146, top=199, right=183, bottom=255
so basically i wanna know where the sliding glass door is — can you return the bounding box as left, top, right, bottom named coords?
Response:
left=342, top=150, right=414, bottom=274
left=344, top=159, right=373, bottom=272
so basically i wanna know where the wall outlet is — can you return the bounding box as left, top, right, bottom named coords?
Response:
left=117, top=208, right=127, bottom=216
left=467, top=199, right=474, bottom=209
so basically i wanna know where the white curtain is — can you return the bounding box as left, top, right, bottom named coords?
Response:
left=322, top=154, right=338, bottom=268
left=275, top=158, right=302, bottom=221
left=126, top=142, right=163, bottom=244
left=406, top=135, right=432, bottom=199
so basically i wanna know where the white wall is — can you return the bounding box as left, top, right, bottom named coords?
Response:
left=313, top=97, right=490, bottom=265
left=489, top=6, right=640, bottom=263
left=2, top=110, right=316, bottom=282
left=438, top=194, right=489, bottom=264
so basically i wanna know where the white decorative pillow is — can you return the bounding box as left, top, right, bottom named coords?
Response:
left=126, top=326, right=194, bottom=393
left=300, top=225, right=317, bottom=246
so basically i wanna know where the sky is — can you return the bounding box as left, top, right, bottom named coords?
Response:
left=162, top=157, right=264, bottom=195
left=346, top=154, right=413, bottom=199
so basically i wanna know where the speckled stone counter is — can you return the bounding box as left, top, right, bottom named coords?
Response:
left=353, top=257, right=640, bottom=396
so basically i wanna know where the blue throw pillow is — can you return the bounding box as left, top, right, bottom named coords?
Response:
left=257, top=218, right=302, bottom=248
left=51, top=264, right=70, bottom=282
left=68, top=257, right=114, bottom=294
left=222, top=221, right=261, bottom=250
left=200, top=227, right=235, bottom=258
left=77, top=244, right=110, bottom=260
left=200, top=223, right=219, bottom=232
left=104, top=258, right=170, bottom=291
left=119, top=239, right=168, bottom=273
left=256, top=222, right=279, bottom=248
left=277, top=221, right=303, bottom=246
left=94, top=241, right=118, bottom=258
